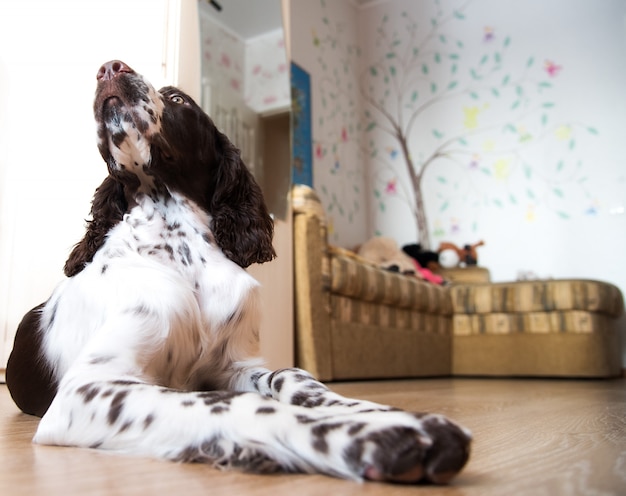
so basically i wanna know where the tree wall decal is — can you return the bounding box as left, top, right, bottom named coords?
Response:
left=309, top=5, right=365, bottom=241
left=361, top=0, right=598, bottom=249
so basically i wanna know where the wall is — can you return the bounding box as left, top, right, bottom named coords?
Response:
left=245, top=30, right=290, bottom=113
left=199, top=13, right=289, bottom=115
left=359, top=0, right=626, bottom=283
left=290, top=0, right=368, bottom=247
left=200, top=11, right=247, bottom=106
left=290, top=0, right=626, bottom=365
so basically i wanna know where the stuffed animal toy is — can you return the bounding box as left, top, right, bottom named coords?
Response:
left=358, top=237, right=417, bottom=275
left=402, top=244, right=441, bottom=272
left=358, top=237, right=444, bottom=285
left=438, top=240, right=485, bottom=266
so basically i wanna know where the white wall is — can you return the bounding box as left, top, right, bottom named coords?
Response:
left=0, top=0, right=174, bottom=367
left=290, top=0, right=368, bottom=248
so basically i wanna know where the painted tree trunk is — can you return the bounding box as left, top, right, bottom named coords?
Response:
left=397, top=131, right=430, bottom=250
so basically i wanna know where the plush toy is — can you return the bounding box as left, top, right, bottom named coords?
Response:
left=358, top=237, right=445, bottom=285
left=358, top=237, right=418, bottom=275
left=438, top=248, right=460, bottom=269
left=438, top=240, right=485, bottom=266
left=402, top=244, right=441, bottom=272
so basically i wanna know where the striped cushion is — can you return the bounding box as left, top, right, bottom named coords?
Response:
left=330, top=254, right=451, bottom=315
left=453, top=310, right=615, bottom=335
left=450, top=279, right=624, bottom=317
left=331, top=295, right=450, bottom=335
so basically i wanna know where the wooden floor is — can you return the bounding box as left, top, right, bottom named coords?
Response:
left=2, top=378, right=625, bottom=496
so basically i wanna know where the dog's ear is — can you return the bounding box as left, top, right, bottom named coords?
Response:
left=64, top=176, right=127, bottom=277
left=209, top=132, right=275, bottom=268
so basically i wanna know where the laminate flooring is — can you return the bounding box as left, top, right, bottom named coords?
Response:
left=1, top=378, right=625, bottom=495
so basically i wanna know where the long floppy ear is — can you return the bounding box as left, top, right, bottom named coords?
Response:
left=209, top=132, right=276, bottom=268
left=64, top=176, right=127, bottom=277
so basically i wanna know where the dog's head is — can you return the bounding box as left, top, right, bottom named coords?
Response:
left=64, top=60, right=275, bottom=276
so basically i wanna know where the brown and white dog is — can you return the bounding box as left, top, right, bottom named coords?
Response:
left=6, top=60, right=470, bottom=484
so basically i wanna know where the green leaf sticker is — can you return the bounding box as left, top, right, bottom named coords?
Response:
left=523, top=164, right=532, bottom=179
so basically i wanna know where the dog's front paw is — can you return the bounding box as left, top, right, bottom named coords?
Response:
left=343, top=413, right=471, bottom=484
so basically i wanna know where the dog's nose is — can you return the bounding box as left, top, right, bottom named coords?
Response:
left=97, top=60, right=133, bottom=81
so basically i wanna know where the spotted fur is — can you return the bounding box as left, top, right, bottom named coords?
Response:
left=6, top=60, right=470, bottom=485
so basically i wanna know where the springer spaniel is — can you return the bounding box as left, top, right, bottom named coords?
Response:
left=6, top=60, right=470, bottom=484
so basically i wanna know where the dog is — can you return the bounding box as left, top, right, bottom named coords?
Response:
left=6, top=60, right=470, bottom=484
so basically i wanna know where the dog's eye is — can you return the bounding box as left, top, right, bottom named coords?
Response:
left=170, top=95, right=185, bottom=105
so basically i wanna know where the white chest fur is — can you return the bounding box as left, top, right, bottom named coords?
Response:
left=42, top=191, right=261, bottom=388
